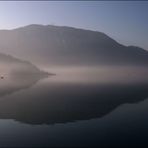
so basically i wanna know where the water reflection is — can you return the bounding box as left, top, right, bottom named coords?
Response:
left=0, top=74, right=47, bottom=98
left=0, top=74, right=148, bottom=125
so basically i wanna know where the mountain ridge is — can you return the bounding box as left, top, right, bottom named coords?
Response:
left=0, top=24, right=147, bottom=66
left=0, top=51, right=49, bottom=78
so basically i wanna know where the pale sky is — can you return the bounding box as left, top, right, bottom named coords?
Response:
left=0, top=1, right=148, bottom=50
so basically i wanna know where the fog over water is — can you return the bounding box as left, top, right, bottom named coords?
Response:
left=43, top=66, right=148, bottom=84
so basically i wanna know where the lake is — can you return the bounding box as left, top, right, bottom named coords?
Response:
left=0, top=66, right=148, bottom=147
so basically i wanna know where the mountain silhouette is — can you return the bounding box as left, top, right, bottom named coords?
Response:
left=0, top=24, right=147, bottom=66
left=0, top=52, right=49, bottom=80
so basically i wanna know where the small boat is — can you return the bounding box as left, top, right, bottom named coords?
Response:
left=0, top=76, right=4, bottom=79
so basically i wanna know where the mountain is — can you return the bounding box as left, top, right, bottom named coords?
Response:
left=0, top=24, right=147, bottom=66
left=0, top=52, right=49, bottom=78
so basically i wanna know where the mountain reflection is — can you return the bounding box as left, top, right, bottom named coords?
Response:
left=0, top=74, right=47, bottom=98
left=0, top=77, right=148, bottom=125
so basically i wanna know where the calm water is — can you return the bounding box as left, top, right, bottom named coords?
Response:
left=0, top=67, right=148, bottom=147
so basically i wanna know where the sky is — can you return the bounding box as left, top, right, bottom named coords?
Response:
left=0, top=1, right=148, bottom=50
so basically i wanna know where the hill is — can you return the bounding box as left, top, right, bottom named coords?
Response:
left=0, top=24, right=147, bottom=66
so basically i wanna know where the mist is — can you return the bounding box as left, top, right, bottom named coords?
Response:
left=42, top=65, right=148, bottom=85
